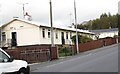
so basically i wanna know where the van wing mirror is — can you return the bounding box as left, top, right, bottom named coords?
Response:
left=8, top=57, right=14, bottom=62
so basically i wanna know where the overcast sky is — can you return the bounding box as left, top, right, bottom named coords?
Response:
left=0, top=0, right=119, bottom=27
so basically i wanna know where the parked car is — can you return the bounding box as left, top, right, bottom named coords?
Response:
left=0, top=48, right=30, bottom=74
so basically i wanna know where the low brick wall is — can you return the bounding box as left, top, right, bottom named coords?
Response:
left=119, top=37, right=120, bottom=43
left=78, top=40, right=103, bottom=52
left=103, top=38, right=116, bottom=46
left=74, top=37, right=117, bottom=53
left=5, top=49, right=20, bottom=59
left=4, top=38, right=117, bottom=63
left=5, top=45, right=58, bottom=63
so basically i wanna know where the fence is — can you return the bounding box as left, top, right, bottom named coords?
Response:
left=5, top=45, right=58, bottom=63
left=74, top=37, right=117, bottom=53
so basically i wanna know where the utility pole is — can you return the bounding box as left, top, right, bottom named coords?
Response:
left=50, top=0, right=54, bottom=47
left=74, top=0, right=79, bottom=54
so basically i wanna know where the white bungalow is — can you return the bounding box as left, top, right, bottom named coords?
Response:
left=90, top=28, right=118, bottom=39
left=0, top=19, right=95, bottom=48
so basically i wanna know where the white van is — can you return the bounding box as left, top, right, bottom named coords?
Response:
left=0, top=48, right=30, bottom=74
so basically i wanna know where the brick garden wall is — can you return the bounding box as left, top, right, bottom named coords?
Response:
left=118, top=37, right=120, bottom=43
left=5, top=45, right=58, bottom=63
left=4, top=37, right=118, bottom=63
left=74, top=37, right=117, bottom=53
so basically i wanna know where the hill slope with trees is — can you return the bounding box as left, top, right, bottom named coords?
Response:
left=77, top=13, right=118, bottom=30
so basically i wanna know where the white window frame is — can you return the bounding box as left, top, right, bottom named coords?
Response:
left=56, top=31, right=58, bottom=39
left=66, top=32, right=68, bottom=39
left=48, top=29, right=51, bottom=38
left=2, top=32, right=6, bottom=41
left=42, top=28, right=45, bottom=38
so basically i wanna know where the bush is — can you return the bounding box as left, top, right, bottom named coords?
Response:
left=71, top=35, right=93, bottom=44
left=58, top=47, right=73, bottom=57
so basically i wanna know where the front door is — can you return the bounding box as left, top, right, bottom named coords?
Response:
left=61, top=32, right=65, bottom=45
left=11, top=32, right=17, bottom=47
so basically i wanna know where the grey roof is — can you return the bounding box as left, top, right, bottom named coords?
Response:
left=90, top=28, right=118, bottom=33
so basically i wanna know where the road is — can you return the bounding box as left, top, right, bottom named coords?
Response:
left=30, top=44, right=118, bottom=72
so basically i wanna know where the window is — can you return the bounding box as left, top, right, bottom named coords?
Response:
left=70, top=32, right=72, bottom=39
left=61, top=32, right=65, bottom=45
left=2, top=32, right=6, bottom=41
left=42, top=28, right=45, bottom=38
left=56, top=32, right=58, bottom=39
left=66, top=32, right=68, bottom=39
left=48, top=29, right=51, bottom=38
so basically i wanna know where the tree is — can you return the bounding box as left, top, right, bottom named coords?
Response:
left=71, top=34, right=81, bottom=44
left=77, top=13, right=118, bottom=30
left=100, top=13, right=108, bottom=18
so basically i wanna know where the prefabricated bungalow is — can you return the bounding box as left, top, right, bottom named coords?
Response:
left=90, top=28, right=118, bottom=39
left=0, top=19, right=95, bottom=48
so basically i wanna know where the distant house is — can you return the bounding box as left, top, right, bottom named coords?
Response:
left=90, top=28, right=118, bottom=39
left=80, top=21, right=89, bottom=25
left=0, top=19, right=95, bottom=48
